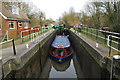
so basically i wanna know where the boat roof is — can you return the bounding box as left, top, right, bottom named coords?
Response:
left=51, top=36, right=70, bottom=48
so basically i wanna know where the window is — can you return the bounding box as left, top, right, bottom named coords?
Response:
left=24, top=22, right=28, bottom=28
left=18, top=22, right=22, bottom=27
left=9, top=22, right=15, bottom=29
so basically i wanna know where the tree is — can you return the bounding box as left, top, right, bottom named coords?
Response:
left=37, top=9, right=46, bottom=27
left=61, top=7, right=80, bottom=26
left=81, top=1, right=120, bottom=32
left=20, top=2, right=46, bottom=27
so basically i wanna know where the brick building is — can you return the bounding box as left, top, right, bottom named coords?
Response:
left=0, top=2, right=30, bottom=40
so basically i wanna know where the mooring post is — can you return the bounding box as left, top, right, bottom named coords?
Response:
left=12, top=39, right=16, bottom=55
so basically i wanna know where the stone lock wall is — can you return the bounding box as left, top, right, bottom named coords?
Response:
left=3, top=30, right=57, bottom=78
left=68, top=30, right=120, bottom=79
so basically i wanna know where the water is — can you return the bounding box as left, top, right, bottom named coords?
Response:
left=39, top=47, right=103, bottom=79
left=40, top=53, right=79, bottom=79
left=49, top=59, right=77, bottom=78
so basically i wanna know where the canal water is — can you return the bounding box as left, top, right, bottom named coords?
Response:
left=38, top=30, right=110, bottom=79
left=40, top=51, right=81, bottom=79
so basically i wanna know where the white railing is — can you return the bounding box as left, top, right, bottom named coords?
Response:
left=107, top=35, right=120, bottom=52
left=0, top=39, right=13, bottom=45
left=0, top=28, right=50, bottom=45
left=74, top=27, right=120, bottom=52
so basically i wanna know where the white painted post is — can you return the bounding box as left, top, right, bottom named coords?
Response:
left=96, top=43, right=99, bottom=48
left=26, top=44, right=29, bottom=48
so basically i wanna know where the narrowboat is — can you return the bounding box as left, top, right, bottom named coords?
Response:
left=49, top=35, right=72, bottom=62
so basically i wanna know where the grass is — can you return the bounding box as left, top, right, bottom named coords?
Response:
left=81, top=30, right=107, bottom=45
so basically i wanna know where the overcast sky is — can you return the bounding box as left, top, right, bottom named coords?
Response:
left=30, top=0, right=88, bottom=21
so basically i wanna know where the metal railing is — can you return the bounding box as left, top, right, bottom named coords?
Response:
left=74, top=27, right=120, bottom=53
left=107, top=35, right=120, bottom=52
left=0, top=28, right=47, bottom=45
left=0, top=28, right=54, bottom=61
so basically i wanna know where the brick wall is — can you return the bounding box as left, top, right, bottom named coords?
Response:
left=8, top=30, right=18, bottom=39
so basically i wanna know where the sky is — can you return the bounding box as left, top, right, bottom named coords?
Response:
left=30, top=0, right=88, bottom=21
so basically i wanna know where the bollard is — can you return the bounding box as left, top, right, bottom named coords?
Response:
left=96, top=43, right=99, bottom=48
left=26, top=44, right=29, bottom=48
left=12, top=39, right=16, bottom=55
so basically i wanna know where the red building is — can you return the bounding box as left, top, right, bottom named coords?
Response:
left=0, top=2, right=30, bottom=40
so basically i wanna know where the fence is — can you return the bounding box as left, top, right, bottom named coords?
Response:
left=0, top=28, right=54, bottom=60
left=74, top=27, right=120, bottom=53
left=0, top=28, right=49, bottom=48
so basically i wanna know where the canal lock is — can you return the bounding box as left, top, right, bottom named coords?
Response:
left=4, top=29, right=115, bottom=79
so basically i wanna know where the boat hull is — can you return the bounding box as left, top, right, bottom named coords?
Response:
left=49, top=53, right=73, bottom=63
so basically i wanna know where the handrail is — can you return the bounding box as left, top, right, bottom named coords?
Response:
left=73, top=27, right=120, bottom=53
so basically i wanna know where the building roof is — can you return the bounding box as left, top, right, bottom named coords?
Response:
left=0, top=3, right=30, bottom=21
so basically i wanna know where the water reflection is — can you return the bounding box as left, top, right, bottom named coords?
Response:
left=40, top=46, right=106, bottom=79
left=49, top=57, right=77, bottom=78
left=51, top=59, right=71, bottom=71
left=40, top=55, right=77, bottom=78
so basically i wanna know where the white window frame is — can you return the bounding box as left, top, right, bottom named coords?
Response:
left=18, top=22, right=22, bottom=27
left=24, top=22, right=28, bottom=29
left=9, top=22, right=15, bottom=29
